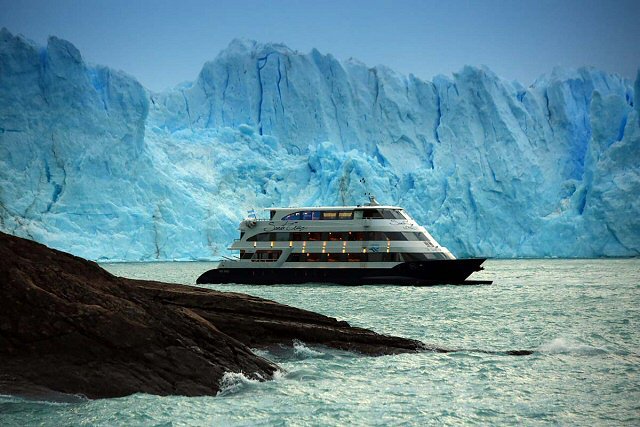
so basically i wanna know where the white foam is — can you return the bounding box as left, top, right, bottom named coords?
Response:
left=537, top=337, right=606, bottom=355
left=293, top=340, right=325, bottom=359
left=216, top=372, right=260, bottom=397
left=271, top=369, right=288, bottom=381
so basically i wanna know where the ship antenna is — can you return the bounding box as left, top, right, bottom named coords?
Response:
left=359, top=177, right=379, bottom=206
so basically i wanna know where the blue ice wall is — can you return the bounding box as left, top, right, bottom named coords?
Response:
left=1, top=30, right=638, bottom=260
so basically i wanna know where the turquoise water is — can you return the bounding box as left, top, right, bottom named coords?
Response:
left=1, top=259, right=639, bottom=425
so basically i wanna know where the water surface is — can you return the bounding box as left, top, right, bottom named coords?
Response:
left=1, top=259, right=638, bottom=425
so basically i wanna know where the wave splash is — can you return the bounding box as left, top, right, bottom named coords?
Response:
left=537, top=337, right=607, bottom=355
left=293, top=340, right=326, bottom=359
left=216, top=372, right=263, bottom=397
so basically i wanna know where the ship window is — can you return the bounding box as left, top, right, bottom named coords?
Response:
left=259, top=233, right=272, bottom=241
left=362, top=209, right=384, bottom=219
left=270, top=210, right=276, bottom=219
left=284, top=211, right=344, bottom=220
left=381, top=210, right=395, bottom=219
left=241, top=252, right=253, bottom=260
left=286, top=252, right=402, bottom=262
left=321, top=211, right=337, bottom=220
left=414, top=232, right=429, bottom=242
left=252, top=250, right=282, bottom=262
left=307, top=253, right=322, bottom=262
left=364, top=231, right=390, bottom=240
left=297, top=210, right=353, bottom=220
left=384, top=232, right=407, bottom=241
left=282, top=212, right=301, bottom=220
left=254, top=233, right=270, bottom=242
left=307, top=232, right=323, bottom=241
left=347, top=253, right=366, bottom=262
left=348, top=232, right=365, bottom=241
left=380, top=209, right=404, bottom=219
left=327, top=253, right=341, bottom=262
left=403, top=232, right=430, bottom=242
left=286, top=253, right=302, bottom=262
left=248, top=232, right=292, bottom=241
left=329, top=232, right=349, bottom=241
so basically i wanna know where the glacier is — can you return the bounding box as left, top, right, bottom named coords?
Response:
left=0, top=28, right=638, bottom=260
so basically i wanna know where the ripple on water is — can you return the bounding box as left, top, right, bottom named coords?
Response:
left=2, top=259, right=635, bottom=426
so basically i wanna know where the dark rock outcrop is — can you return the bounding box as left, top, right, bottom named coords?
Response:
left=0, top=231, right=422, bottom=399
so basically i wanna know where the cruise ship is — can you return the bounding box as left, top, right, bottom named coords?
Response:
left=196, top=197, right=490, bottom=286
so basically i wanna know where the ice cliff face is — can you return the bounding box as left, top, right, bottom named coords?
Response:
left=1, top=30, right=638, bottom=260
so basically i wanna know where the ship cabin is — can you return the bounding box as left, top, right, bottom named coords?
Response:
left=231, top=204, right=455, bottom=264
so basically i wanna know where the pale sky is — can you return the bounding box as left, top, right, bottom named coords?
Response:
left=1, top=0, right=638, bottom=92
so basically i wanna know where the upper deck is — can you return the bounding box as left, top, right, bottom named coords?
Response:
left=263, top=206, right=409, bottom=221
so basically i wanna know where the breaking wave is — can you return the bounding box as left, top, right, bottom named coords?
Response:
left=216, top=372, right=263, bottom=397
left=537, top=337, right=608, bottom=355
left=293, top=340, right=326, bottom=359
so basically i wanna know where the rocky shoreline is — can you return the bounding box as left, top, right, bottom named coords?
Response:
left=0, top=232, right=424, bottom=399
